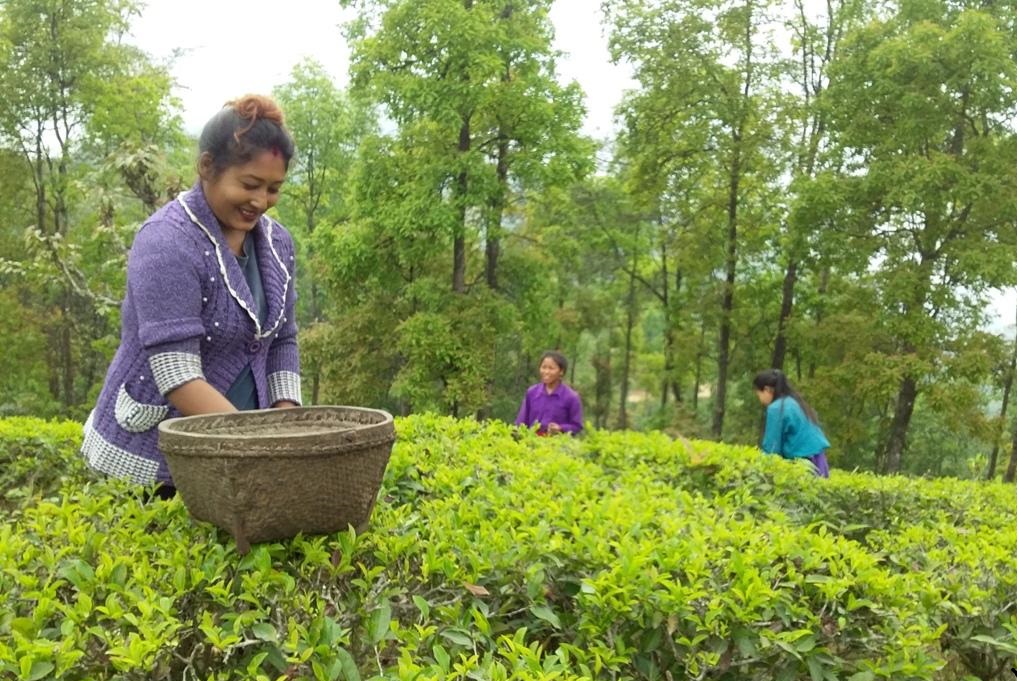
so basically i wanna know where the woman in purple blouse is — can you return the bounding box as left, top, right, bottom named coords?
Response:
left=80, top=95, right=301, bottom=497
left=515, top=351, right=584, bottom=435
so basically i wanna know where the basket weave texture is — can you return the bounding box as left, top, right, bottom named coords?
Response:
left=158, top=406, right=395, bottom=553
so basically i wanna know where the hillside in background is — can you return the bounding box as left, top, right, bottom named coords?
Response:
left=1, top=416, right=1016, bottom=680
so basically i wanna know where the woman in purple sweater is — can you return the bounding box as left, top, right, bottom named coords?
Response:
left=81, top=95, right=301, bottom=497
left=515, top=351, right=584, bottom=436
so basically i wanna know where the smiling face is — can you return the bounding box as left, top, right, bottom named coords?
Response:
left=539, top=356, right=565, bottom=389
left=199, top=149, right=287, bottom=253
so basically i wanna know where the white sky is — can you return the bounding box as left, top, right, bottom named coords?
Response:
left=126, top=0, right=1016, bottom=334
left=127, top=0, right=635, bottom=138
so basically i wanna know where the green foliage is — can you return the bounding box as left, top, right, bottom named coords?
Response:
left=318, top=0, right=592, bottom=417
left=273, top=59, right=377, bottom=326
left=4, top=0, right=1017, bottom=484
left=2, top=416, right=1015, bottom=679
left=606, top=0, right=790, bottom=439
left=819, top=0, right=1017, bottom=471
left=0, top=418, right=90, bottom=513
left=0, top=0, right=185, bottom=418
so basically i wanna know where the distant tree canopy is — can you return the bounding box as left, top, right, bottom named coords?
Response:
left=2, top=0, right=1017, bottom=479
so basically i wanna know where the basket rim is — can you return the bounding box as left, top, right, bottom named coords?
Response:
left=158, top=405, right=394, bottom=444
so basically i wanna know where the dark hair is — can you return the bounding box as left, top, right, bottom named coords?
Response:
left=198, top=94, right=295, bottom=175
left=540, top=351, right=568, bottom=374
left=752, top=369, right=819, bottom=424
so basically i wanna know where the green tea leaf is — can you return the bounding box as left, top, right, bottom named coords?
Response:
left=251, top=623, right=277, bottom=642
left=336, top=647, right=360, bottom=681
left=412, top=594, right=430, bottom=620
left=367, top=601, right=391, bottom=645
left=246, top=652, right=269, bottom=675
left=432, top=643, right=451, bottom=672
left=26, top=661, right=55, bottom=681
left=530, top=605, right=561, bottom=629
left=440, top=629, right=473, bottom=646
left=970, top=634, right=1017, bottom=655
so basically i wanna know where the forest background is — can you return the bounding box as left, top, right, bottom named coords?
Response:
left=3, top=0, right=1017, bottom=480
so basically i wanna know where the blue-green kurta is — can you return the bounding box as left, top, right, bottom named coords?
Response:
left=762, top=396, right=830, bottom=459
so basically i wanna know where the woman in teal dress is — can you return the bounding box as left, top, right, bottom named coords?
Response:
left=752, top=369, right=830, bottom=478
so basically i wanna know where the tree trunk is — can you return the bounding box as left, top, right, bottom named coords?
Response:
left=882, top=374, right=918, bottom=474
left=1005, top=421, right=1017, bottom=482
left=712, top=143, right=741, bottom=439
left=672, top=268, right=683, bottom=403
left=988, top=332, right=1016, bottom=479
left=60, top=297, right=74, bottom=409
left=693, top=317, right=706, bottom=411
left=808, top=266, right=830, bottom=380
left=988, top=351, right=1012, bottom=479
left=311, top=368, right=321, bottom=406
left=619, top=266, right=637, bottom=429
left=34, top=126, right=47, bottom=235
left=484, top=225, right=500, bottom=289
left=660, top=262, right=682, bottom=406
left=452, top=0, right=474, bottom=293
left=486, top=133, right=508, bottom=289
left=307, top=206, right=321, bottom=323
left=771, top=259, right=798, bottom=371
left=593, top=345, right=612, bottom=429
left=80, top=310, right=108, bottom=402
left=662, top=326, right=679, bottom=407
left=453, top=118, right=470, bottom=294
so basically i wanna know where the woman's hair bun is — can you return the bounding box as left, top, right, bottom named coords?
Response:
left=228, top=94, right=285, bottom=127
left=198, top=94, right=295, bottom=173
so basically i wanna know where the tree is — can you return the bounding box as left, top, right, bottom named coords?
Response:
left=331, top=0, right=591, bottom=415
left=823, top=0, right=1017, bottom=472
left=274, top=60, right=376, bottom=324
left=606, top=0, right=785, bottom=437
left=273, top=61, right=378, bottom=405
left=987, top=307, right=1016, bottom=479
left=771, top=0, right=867, bottom=372
left=0, top=0, right=182, bottom=415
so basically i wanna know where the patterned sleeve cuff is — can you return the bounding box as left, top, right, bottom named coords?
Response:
left=149, top=352, right=205, bottom=395
left=268, top=371, right=302, bottom=405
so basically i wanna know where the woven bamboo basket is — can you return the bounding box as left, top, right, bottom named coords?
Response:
left=158, top=406, right=395, bottom=553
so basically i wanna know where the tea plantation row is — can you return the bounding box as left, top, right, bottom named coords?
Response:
left=1, top=415, right=1015, bottom=680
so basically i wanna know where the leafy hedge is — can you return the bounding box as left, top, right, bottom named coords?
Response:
left=0, top=416, right=1014, bottom=680
left=0, top=417, right=88, bottom=514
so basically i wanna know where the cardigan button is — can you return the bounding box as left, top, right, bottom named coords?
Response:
left=247, top=341, right=262, bottom=354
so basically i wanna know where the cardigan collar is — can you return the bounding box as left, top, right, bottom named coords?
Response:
left=176, top=183, right=291, bottom=340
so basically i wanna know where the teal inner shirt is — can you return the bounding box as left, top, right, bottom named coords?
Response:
left=224, top=232, right=268, bottom=411
left=761, top=396, right=831, bottom=458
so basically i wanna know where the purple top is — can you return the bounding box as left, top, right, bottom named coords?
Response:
left=515, top=382, right=584, bottom=434
left=80, top=183, right=301, bottom=485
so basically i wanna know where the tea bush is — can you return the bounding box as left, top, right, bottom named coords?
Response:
left=0, top=418, right=90, bottom=514
left=584, top=428, right=1017, bottom=680
left=0, top=415, right=1014, bottom=680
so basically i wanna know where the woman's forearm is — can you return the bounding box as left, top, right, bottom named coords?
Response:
left=166, top=379, right=237, bottom=416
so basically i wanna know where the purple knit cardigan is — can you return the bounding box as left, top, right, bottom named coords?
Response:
left=81, top=183, right=302, bottom=485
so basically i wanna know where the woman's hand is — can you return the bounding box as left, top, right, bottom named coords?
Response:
left=272, top=400, right=299, bottom=409
left=166, top=379, right=237, bottom=416
left=547, top=422, right=563, bottom=435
